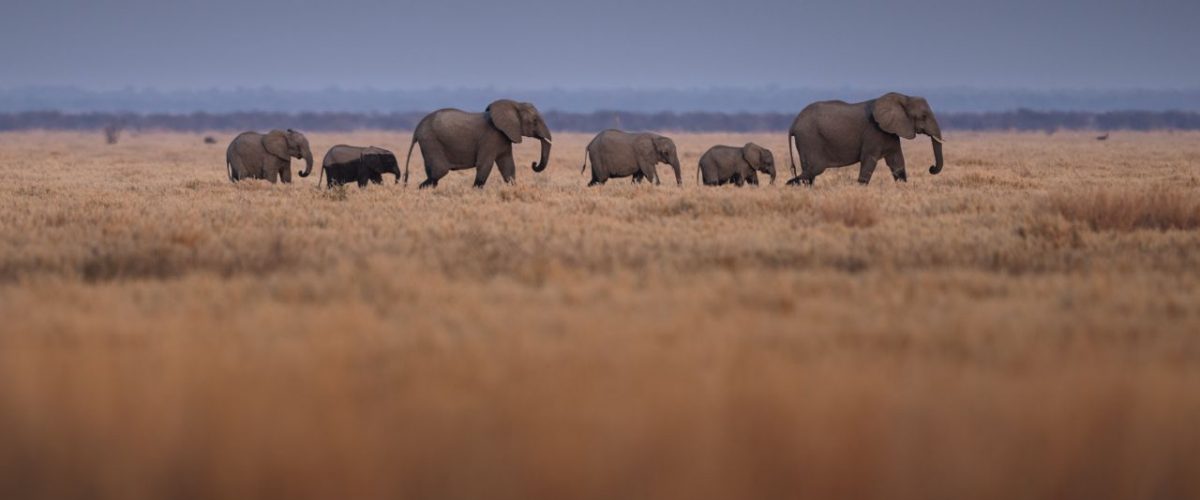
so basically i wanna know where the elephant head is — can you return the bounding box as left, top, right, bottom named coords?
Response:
left=485, top=99, right=553, bottom=173
left=265, top=129, right=314, bottom=177
left=364, top=147, right=402, bottom=183
left=742, top=143, right=777, bottom=185
left=643, top=134, right=681, bottom=184
left=873, top=93, right=945, bottom=175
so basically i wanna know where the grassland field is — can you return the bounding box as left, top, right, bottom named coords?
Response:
left=1, top=130, right=1199, bottom=499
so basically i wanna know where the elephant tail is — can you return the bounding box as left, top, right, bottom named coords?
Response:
left=403, top=135, right=418, bottom=186
left=579, top=148, right=589, bottom=175
left=788, top=131, right=798, bottom=178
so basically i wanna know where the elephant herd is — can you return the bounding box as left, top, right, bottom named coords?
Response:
left=224, top=93, right=946, bottom=189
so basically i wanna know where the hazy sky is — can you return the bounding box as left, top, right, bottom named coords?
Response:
left=1, top=0, right=1197, bottom=90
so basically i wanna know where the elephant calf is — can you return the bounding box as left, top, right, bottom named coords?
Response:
left=226, top=129, right=314, bottom=183
left=698, top=143, right=776, bottom=186
left=320, top=145, right=402, bottom=188
left=580, top=130, right=681, bottom=186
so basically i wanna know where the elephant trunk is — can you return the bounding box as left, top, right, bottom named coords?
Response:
left=670, top=156, right=682, bottom=186
left=927, top=119, right=945, bottom=175
left=929, top=137, right=945, bottom=175
left=298, top=149, right=315, bottom=177
left=532, top=137, right=551, bottom=172
left=769, top=170, right=777, bottom=185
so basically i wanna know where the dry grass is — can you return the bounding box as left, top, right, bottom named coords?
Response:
left=1, top=131, right=1200, bottom=499
left=1050, top=186, right=1200, bottom=231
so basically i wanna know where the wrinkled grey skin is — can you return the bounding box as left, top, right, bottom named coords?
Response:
left=319, top=145, right=402, bottom=188
left=698, top=143, right=776, bottom=186
left=225, top=129, right=313, bottom=183
left=405, top=99, right=552, bottom=189
left=579, top=130, right=682, bottom=186
left=785, top=92, right=944, bottom=186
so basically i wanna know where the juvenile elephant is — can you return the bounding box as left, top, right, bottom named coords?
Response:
left=404, top=99, right=552, bottom=189
left=698, top=143, right=776, bottom=186
left=579, top=130, right=681, bottom=186
left=225, top=129, right=313, bottom=183
left=319, top=145, right=402, bottom=188
left=785, top=92, right=944, bottom=186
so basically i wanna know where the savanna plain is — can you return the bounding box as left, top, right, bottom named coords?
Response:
left=1, top=130, right=1199, bottom=499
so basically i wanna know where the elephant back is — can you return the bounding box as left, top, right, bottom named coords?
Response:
left=323, top=145, right=364, bottom=166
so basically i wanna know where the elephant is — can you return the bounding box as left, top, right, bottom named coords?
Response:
left=225, top=129, right=314, bottom=184
left=784, top=92, right=944, bottom=186
left=319, top=145, right=402, bottom=188
left=579, top=130, right=682, bottom=186
left=404, top=99, right=552, bottom=189
left=697, top=143, right=777, bottom=186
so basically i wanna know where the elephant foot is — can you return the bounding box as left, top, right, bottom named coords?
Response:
left=893, top=170, right=908, bottom=182
left=472, top=182, right=487, bottom=189
left=857, top=179, right=871, bottom=186
left=588, top=180, right=604, bottom=187
left=785, top=176, right=812, bottom=187
left=418, top=179, right=437, bottom=189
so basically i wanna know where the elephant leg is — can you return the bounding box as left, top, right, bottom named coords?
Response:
left=588, top=157, right=609, bottom=186
left=638, top=162, right=659, bottom=186
left=419, top=145, right=451, bottom=189
left=495, top=150, right=517, bottom=184
left=472, top=161, right=496, bottom=188
left=263, top=157, right=282, bottom=184
left=857, top=156, right=879, bottom=185
left=699, top=160, right=719, bottom=186
left=280, top=164, right=293, bottom=184
left=885, top=151, right=907, bottom=182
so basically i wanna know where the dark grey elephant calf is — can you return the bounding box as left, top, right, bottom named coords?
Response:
left=579, top=130, right=682, bottom=186
left=319, top=145, right=402, bottom=188
left=698, top=143, right=776, bottom=186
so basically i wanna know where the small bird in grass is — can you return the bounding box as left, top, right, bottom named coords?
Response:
left=1096, top=133, right=1109, bottom=141
left=203, top=136, right=218, bottom=144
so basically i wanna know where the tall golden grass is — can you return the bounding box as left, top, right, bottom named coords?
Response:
left=1, top=130, right=1199, bottom=499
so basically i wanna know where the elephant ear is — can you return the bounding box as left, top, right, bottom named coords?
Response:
left=873, top=93, right=916, bottom=140
left=262, top=130, right=290, bottom=160
left=634, top=135, right=657, bottom=166
left=652, top=136, right=674, bottom=158
left=742, top=143, right=763, bottom=168
left=486, top=100, right=523, bottom=144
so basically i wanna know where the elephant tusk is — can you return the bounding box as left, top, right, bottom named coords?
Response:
left=930, top=135, right=945, bottom=144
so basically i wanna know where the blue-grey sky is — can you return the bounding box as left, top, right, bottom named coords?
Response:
left=1, top=0, right=1197, bottom=90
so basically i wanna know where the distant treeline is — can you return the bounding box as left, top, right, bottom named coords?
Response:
left=2, top=109, right=1200, bottom=133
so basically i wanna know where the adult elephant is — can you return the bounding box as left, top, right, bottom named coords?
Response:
left=785, top=92, right=944, bottom=186
left=225, top=129, right=313, bottom=183
left=319, top=145, right=402, bottom=188
left=404, top=99, right=552, bottom=188
left=698, top=143, right=776, bottom=186
left=579, top=130, right=681, bottom=186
